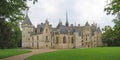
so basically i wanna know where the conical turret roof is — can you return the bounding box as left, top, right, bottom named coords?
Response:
left=22, top=15, right=32, bottom=25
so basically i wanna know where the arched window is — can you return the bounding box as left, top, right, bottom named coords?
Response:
left=71, top=37, right=74, bottom=43
left=63, top=36, right=66, bottom=43
left=56, top=36, right=59, bottom=44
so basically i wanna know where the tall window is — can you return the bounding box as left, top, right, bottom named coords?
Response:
left=63, top=36, right=66, bottom=43
left=56, top=36, right=59, bottom=44
left=35, top=29, right=37, bottom=33
left=32, top=37, right=34, bottom=40
left=71, top=37, right=74, bottom=43
left=32, top=37, right=34, bottom=47
left=46, top=36, right=48, bottom=42
left=86, top=38, right=87, bottom=41
left=37, top=36, right=39, bottom=40
left=37, top=36, right=39, bottom=48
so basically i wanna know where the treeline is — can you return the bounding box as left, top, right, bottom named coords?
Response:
left=102, top=14, right=120, bottom=46
left=102, top=0, right=120, bottom=46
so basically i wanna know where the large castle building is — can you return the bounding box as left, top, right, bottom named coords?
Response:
left=21, top=13, right=102, bottom=49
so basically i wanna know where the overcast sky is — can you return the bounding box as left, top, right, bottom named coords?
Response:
left=27, top=0, right=115, bottom=28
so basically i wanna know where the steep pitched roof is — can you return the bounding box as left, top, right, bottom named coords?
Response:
left=85, top=21, right=90, bottom=26
left=22, top=15, right=32, bottom=25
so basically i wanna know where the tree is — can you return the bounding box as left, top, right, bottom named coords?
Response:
left=104, top=0, right=120, bottom=15
left=102, top=26, right=115, bottom=46
left=103, top=0, right=120, bottom=46
left=0, top=0, right=37, bottom=49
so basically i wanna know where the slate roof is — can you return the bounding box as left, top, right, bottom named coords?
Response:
left=22, top=15, right=32, bottom=25
left=85, top=21, right=90, bottom=26
left=54, top=24, right=83, bottom=35
left=36, top=23, right=45, bottom=34
left=30, top=19, right=101, bottom=36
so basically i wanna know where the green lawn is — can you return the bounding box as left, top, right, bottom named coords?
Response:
left=0, top=49, right=31, bottom=59
left=26, top=47, right=120, bottom=60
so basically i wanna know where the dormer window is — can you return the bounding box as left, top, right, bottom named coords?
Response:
left=40, top=28, right=43, bottom=33
left=71, top=37, right=74, bottom=43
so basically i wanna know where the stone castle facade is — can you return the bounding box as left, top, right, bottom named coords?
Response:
left=21, top=14, right=102, bottom=49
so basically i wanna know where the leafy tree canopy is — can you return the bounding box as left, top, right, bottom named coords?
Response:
left=104, top=0, right=120, bottom=15
left=103, top=0, right=120, bottom=46
left=0, top=0, right=37, bottom=49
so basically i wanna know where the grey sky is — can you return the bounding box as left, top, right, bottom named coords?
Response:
left=27, top=0, right=115, bottom=28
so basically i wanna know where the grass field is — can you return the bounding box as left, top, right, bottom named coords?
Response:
left=0, top=49, right=31, bottom=59
left=26, top=47, right=120, bottom=60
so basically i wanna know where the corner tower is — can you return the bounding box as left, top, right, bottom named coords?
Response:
left=21, top=15, right=34, bottom=48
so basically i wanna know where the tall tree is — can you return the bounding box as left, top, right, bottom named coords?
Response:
left=102, top=26, right=115, bottom=46
left=0, top=0, right=37, bottom=49
left=103, top=0, right=120, bottom=46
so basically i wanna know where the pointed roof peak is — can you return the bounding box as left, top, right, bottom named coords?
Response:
left=85, top=21, right=90, bottom=26
left=22, top=15, right=32, bottom=25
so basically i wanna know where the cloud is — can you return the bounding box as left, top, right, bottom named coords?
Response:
left=27, top=0, right=115, bottom=28
left=73, top=0, right=115, bottom=28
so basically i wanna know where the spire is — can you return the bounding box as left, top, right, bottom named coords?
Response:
left=66, top=11, right=69, bottom=26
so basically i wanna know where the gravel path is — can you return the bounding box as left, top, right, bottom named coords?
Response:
left=0, top=49, right=58, bottom=60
